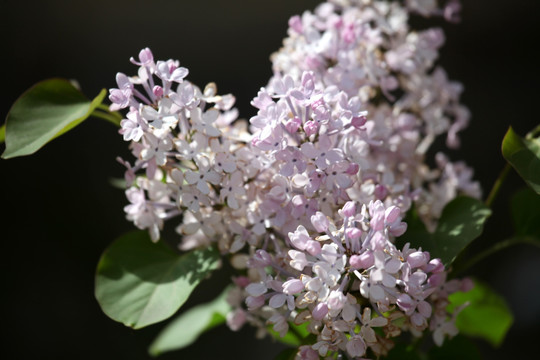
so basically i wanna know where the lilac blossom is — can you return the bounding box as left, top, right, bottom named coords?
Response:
left=111, top=0, right=477, bottom=355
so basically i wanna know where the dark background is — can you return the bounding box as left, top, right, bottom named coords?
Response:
left=1, top=0, right=539, bottom=359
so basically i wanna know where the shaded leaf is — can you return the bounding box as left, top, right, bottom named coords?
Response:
left=511, top=187, right=540, bottom=238
left=149, top=287, right=231, bottom=356
left=448, top=280, right=513, bottom=347
left=2, top=79, right=106, bottom=159
left=428, top=335, right=482, bottom=360
left=274, top=348, right=297, bottom=360
left=0, top=124, right=5, bottom=143
left=502, top=127, right=540, bottom=194
left=268, top=322, right=310, bottom=347
left=95, top=231, right=220, bottom=329
left=399, top=197, right=491, bottom=266
left=385, top=342, right=423, bottom=360
left=433, top=197, right=492, bottom=265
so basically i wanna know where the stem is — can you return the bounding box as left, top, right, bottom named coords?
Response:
left=0, top=124, right=5, bottom=144
left=526, top=124, right=540, bottom=140
left=485, top=163, right=512, bottom=208
left=91, top=110, right=122, bottom=127
left=97, top=104, right=123, bottom=121
left=454, top=236, right=540, bottom=276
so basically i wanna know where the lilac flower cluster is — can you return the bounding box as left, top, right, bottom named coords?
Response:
left=111, top=0, right=476, bottom=358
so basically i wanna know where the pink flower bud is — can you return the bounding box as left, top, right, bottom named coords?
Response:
left=288, top=225, right=311, bottom=251
left=288, top=15, right=303, bottom=34
left=397, top=293, right=414, bottom=313
left=304, top=120, right=318, bottom=137
left=289, top=250, right=308, bottom=271
left=306, top=240, right=321, bottom=256
left=389, top=222, right=407, bottom=237
left=356, top=251, right=374, bottom=269
left=385, top=206, right=401, bottom=224
left=138, top=47, right=154, bottom=65
left=327, top=290, right=346, bottom=310
left=407, top=251, right=427, bottom=268
left=312, top=303, right=328, bottom=320
left=349, top=255, right=362, bottom=269
left=285, top=116, right=302, bottom=133
left=311, top=212, right=329, bottom=233
left=341, top=201, right=356, bottom=217
left=426, top=258, right=444, bottom=273
left=351, top=115, right=367, bottom=129
left=346, top=227, right=362, bottom=241
left=283, top=279, right=304, bottom=295
left=153, top=85, right=163, bottom=98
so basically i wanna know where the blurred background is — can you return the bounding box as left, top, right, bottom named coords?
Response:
left=1, top=0, right=539, bottom=359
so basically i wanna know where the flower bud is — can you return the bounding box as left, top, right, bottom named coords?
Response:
left=345, top=227, right=362, bottom=241
left=312, top=303, right=328, bottom=320
left=153, top=85, right=163, bottom=98
left=311, top=212, right=329, bottom=233
left=341, top=201, right=356, bottom=217
left=285, top=116, right=302, bottom=133
left=353, top=251, right=374, bottom=269
left=283, top=278, right=305, bottom=295
left=304, top=120, right=318, bottom=137
left=306, top=240, right=321, bottom=256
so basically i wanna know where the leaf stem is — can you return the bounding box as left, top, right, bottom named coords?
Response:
left=526, top=124, right=540, bottom=140
left=0, top=124, right=5, bottom=144
left=91, top=110, right=122, bottom=127
left=97, top=104, right=123, bottom=121
left=485, top=163, right=512, bottom=208
left=453, top=236, right=540, bottom=276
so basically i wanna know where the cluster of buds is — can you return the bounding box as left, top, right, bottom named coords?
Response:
left=111, top=0, right=476, bottom=358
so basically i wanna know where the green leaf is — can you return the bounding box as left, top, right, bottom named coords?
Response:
left=0, top=124, right=5, bottom=143
left=399, top=197, right=491, bottom=266
left=511, top=187, right=540, bottom=238
left=428, top=335, right=482, bottom=360
left=386, top=335, right=481, bottom=360
left=274, top=348, right=298, bottom=360
left=267, top=322, right=310, bottom=347
left=502, top=127, right=540, bottom=194
left=2, top=79, right=106, bottom=159
left=448, top=280, right=513, bottom=347
left=385, top=342, right=424, bottom=360
left=148, top=287, right=231, bottom=356
left=95, top=231, right=221, bottom=329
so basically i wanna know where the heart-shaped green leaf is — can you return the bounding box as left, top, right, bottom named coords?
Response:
left=511, top=187, right=540, bottom=239
left=2, top=79, right=106, bottom=159
left=502, top=127, right=540, bottom=194
left=149, top=287, right=231, bottom=356
left=447, top=280, right=513, bottom=347
left=95, top=231, right=220, bottom=329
